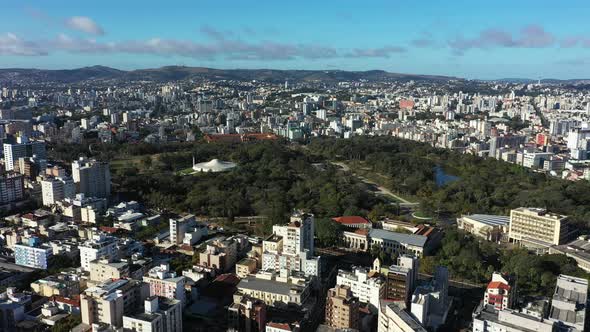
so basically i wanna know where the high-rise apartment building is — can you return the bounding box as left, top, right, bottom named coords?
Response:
left=41, top=176, right=75, bottom=206
left=0, top=172, right=24, bottom=204
left=143, top=264, right=186, bottom=306
left=72, top=157, right=111, bottom=198
left=262, top=211, right=320, bottom=277
left=3, top=136, right=46, bottom=171
left=385, top=256, right=419, bottom=306
left=79, top=233, right=119, bottom=271
left=325, top=285, right=360, bottom=330
left=336, top=266, right=385, bottom=312
left=80, top=279, right=149, bottom=328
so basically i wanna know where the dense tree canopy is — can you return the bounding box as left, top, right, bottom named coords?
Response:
left=110, top=141, right=383, bottom=234
left=308, top=136, right=590, bottom=229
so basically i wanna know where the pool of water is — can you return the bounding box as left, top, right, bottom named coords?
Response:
left=434, top=166, right=459, bottom=187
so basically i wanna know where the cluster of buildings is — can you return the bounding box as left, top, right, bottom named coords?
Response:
left=2, top=74, right=590, bottom=331
left=473, top=272, right=587, bottom=332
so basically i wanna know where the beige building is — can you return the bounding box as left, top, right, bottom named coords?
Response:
left=30, top=274, right=81, bottom=298
left=199, top=238, right=238, bottom=272
left=343, top=229, right=369, bottom=251
left=457, top=214, right=509, bottom=242
left=80, top=279, right=149, bottom=328
left=236, top=258, right=257, bottom=278
left=509, top=208, right=570, bottom=246
left=325, top=285, right=360, bottom=330
left=236, top=272, right=311, bottom=307
left=89, top=259, right=130, bottom=283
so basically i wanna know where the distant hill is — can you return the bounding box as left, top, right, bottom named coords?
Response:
left=491, top=78, right=590, bottom=84
left=0, top=65, right=458, bottom=84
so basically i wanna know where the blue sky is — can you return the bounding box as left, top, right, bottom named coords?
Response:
left=1, top=0, right=590, bottom=79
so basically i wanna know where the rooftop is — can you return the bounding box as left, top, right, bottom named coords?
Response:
left=461, top=214, right=509, bottom=227
left=332, top=216, right=370, bottom=225
left=369, top=229, right=427, bottom=247
left=237, top=275, right=306, bottom=296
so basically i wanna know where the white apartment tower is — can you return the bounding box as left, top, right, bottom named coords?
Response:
left=79, top=233, right=119, bottom=271
left=41, top=176, right=75, bottom=206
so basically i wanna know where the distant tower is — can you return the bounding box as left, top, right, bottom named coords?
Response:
left=284, top=80, right=289, bottom=90
left=372, top=258, right=381, bottom=273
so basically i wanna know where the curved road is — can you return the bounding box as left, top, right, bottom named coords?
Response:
left=332, top=162, right=419, bottom=208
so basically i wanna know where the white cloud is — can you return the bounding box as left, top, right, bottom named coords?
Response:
left=0, top=33, right=47, bottom=56
left=0, top=32, right=406, bottom=61
left=64, top=16, right=105, bottom=35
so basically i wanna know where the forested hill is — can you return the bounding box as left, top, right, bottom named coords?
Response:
left=0, top=65, right=457, bottom=84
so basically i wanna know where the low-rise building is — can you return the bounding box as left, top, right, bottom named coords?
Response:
left=332, top=216, right=372, bottom=229
left=236, top=258, right=258, bottom=278
left=457, top=214, right=509, bottom=242
left=483, top=272, right=515, bottom=311
left=236, top=272, right=311, bottom=307
left=371, top=229, right=428, bottom=257
left=548, top=275, right=587, bottom=332
left=31, top=274, right=81, bottom=298
left=472, top=303, right=555, bottom=332
left=199, top=238, right=238, bottom=273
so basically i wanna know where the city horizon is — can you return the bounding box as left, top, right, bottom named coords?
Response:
left=3, top=1, right=590, bottom=79
left=3, top=64, right=590, bottom=82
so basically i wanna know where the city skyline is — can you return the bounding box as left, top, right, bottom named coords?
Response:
left=3, top=0, right=590, bottom=79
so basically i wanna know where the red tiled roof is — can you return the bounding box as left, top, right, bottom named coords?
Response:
left=204, top=133, right=278, bottom=143
left=266, top=322, right=292, bottom=331
left=53, top=296, right=80, bottom=307
left=99, top=226, right=118, bottom=234
left=487, top=281, right=511, bottom=290
left=414, top=225, right=435, bottom=237
left=178, top=244, right=194, bottom=252
left=215, top=273, right=240, bottom=285
left=332, top=216, right=370, bottom=225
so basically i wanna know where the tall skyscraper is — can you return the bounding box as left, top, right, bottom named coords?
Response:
left=72, top=157, right=111, bottom=198
left=3, top=136, right=46, bottom=171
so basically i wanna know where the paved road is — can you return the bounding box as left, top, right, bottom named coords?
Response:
left=418, top=272, right=484, bottom=290
left=332, top=162, right=419, bottom=207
